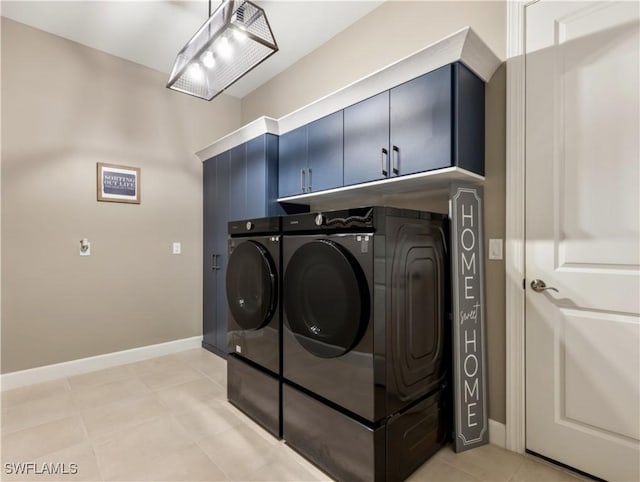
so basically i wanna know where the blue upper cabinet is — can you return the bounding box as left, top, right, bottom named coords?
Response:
left=452, top=63, right=485, bottom=176
left=246, top=135, right=272, bottom=219
left=307, top=111, right=343, bottom=192
left=390, top=64, right=452, bottom=176
left=277, top=61, right=485, bottom=198
left=343, top=91, right=390, bottom=186
left=279, top=112, right=344, bottom=197
left=278, top=126, right=307, bottom=198
left=228, top=143, right=247, bottom=222
left=340, top=62, right=484, bottom=188
left=228, top=134, right=282, bottom=222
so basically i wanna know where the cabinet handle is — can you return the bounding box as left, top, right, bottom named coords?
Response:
left=300, top=169, right=306, bottom=193
left=307, top=167, right=312, bottom=192
left=381, top=148, right=389, bottom=176
left=212, top=254, right=220, bottom=271
left=392, top=145, right=400, bottom=174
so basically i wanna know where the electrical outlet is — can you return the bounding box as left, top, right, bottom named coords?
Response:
left=172, top=242, right=181, bottom=255
left=489, top=239, right=503, bottom=260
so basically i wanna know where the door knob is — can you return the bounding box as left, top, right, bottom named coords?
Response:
left=530, top=279, right=559, bottom=293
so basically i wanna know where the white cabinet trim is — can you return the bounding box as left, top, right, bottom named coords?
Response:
left=278, top=167, right=483, bottom=204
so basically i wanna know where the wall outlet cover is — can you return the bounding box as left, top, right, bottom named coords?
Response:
left=172, top=242, right=181, bottom=255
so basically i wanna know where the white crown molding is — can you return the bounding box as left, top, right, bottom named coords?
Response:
left=196, top=27, right=501, bottom=158
left=195, top=116, right=279, bottom=161
left=0, top=336, right=202, bottom=391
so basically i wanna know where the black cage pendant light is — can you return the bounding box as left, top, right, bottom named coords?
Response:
left=167, top=0, right=278, bottom=101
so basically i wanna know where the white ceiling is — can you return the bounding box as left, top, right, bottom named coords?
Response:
left=1, top=1, right=383, bottom=98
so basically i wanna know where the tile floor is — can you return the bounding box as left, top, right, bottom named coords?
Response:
left=1, top=348, right=588, bottom=482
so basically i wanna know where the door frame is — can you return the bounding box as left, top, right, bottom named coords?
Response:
left=505, top=0, right=538, bottom=455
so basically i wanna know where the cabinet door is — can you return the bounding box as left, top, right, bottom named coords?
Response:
left=245, top=135, right=268, bottom=219
left=343, top=91, right=390, bottom=186
left=453, top=62, right=485, bottom=175
left=278, top=126, right=307, bottom=198
left=228, top=144, right=246, bottom=222
left=214, top=152, right=229, bottom=351
left=307, top=111, right=343, bottom=192
left=390, top=65, right=452, bottom=176
left=264, top=134, right=285, bottom=216
left=202, top=157, right=218, bottom=349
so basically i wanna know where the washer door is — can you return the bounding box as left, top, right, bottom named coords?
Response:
left=226, top=240, right=277, bottom=330
left=284, top=239, right=369, bottom=358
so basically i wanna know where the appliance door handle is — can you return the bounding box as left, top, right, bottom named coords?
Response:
left=307, top=167, right=312, bottom=192
left=381, top=148, right=389, bottom=176
left=300, top=169, right=306, bottom=193
left=392, top=145, right=400, bottom=174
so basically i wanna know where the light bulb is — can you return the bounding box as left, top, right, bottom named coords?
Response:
left=202, top=51, right=215, bottom=68
left=187, top=62, right=204, bottom=81
left=216, top=35, right=233, bottom=60
left=232, top=28, right=247, bottom=43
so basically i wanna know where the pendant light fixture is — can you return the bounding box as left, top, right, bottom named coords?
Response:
left=167, top=0, right=278, bottom=101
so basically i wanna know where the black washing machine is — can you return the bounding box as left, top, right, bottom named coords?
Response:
left=281, top=207, right=451, bottom=481
left=226, top=216, right=282, bottom=438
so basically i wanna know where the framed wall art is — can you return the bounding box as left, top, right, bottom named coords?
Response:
left=97, top=162, right=140, bottom=204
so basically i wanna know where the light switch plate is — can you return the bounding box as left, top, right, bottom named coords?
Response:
left=489, top=239, right=503, bottom=260
left=172, top=242, right=181, bottom=255
left=80, top=240, right=91, bottom=256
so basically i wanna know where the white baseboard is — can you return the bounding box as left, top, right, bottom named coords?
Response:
left=489, top=418, right=507, bottom=448
left=0, top=336, right=202, bottom=391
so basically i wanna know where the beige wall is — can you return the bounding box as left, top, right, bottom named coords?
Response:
left=484, top=63, right=506, bottom=425
left=241, top=1, right=506, bottom=123
left=243, top=1, right=508, bottom=424
left=1, top=19, right=242, bottom=373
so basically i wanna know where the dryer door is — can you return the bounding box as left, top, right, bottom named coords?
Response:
left=226, top=240, right=277, bottom=330
left=283, top=239, right=370, bottom=358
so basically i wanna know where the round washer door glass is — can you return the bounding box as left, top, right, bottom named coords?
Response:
left=284, top=239, right=370, bottom=358
left=226, top=240, right=277, bottom=330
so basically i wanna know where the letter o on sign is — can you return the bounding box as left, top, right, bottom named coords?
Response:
left=461, top=228, right=475, bottom=251
left=464, top=353, right=478, bottom=378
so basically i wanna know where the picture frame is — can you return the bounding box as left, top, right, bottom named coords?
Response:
left=97, top=162, right=140, bottom=204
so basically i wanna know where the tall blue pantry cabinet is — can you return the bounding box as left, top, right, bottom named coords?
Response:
left=202, top=134, right=283, bottom=356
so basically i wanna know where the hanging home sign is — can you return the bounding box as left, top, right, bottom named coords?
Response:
left=449, top=183, right=488, bottom=452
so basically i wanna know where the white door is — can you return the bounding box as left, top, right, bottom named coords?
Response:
left=525, top=1, right=640, bottom=481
